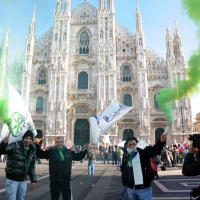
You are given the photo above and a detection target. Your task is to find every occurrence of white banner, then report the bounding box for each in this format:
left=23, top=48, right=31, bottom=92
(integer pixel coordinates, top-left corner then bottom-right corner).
left=90, top=101, right=133, bottom=143
left=0, top=83, right=37, bottom=144
left=102, top=134, right=110, bottom=144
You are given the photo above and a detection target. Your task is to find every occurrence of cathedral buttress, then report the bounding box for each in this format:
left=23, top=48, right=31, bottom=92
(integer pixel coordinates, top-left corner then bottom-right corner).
left=0, top=29, right=9, bottom=97
left=135, top=0, right=149, bottom=134
left=97, top=0, right=117, bottom=114
left=22, top=7, right=36, bottom=105
left=47, top=0, right=71, bottom=138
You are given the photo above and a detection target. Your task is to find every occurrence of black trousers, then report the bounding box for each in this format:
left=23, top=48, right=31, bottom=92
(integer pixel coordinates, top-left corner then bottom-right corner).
left=50, top=180, right=71, bottom=200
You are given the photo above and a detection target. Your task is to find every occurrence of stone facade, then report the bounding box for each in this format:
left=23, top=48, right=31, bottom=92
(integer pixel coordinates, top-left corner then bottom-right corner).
left=21, top=0, right=192, bottom=146
left=193, top=113, right=200, bottom=133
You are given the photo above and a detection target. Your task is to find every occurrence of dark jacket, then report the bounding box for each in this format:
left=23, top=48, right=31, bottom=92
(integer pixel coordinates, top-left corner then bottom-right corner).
left=121, top=139, right=165, bottom=188
left=36, top=145, right=87, bottom=181
left=0, top=141, right=37, bottom=183
left=182, top=153, right=200, bottom=176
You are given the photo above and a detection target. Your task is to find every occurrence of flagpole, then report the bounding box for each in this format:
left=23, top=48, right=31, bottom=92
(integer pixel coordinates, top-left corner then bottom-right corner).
left=180, top=98, right=185, bottom=140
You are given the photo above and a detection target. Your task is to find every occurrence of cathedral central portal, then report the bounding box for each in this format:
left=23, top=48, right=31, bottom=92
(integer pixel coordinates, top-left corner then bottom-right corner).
left=74, top=119, right=90, bottom=146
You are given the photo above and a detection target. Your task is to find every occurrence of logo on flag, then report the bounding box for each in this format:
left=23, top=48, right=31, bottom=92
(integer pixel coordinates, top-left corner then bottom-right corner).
left=0, top=83, right=37, bottom=144
left=177, top=140, right=189, bottom=153
left=90, top=101, right=133, bottom=143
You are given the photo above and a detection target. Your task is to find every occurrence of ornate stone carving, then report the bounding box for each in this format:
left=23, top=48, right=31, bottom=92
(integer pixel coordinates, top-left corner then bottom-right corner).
left=76, top=106, right=89, bottom=113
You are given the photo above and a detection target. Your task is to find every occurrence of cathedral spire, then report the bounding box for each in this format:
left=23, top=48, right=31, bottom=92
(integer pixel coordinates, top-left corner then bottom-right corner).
left=99, top=0, right=105, bottom=10
left=64, top=0, right=70, bottom=13
left=55, top=0, right=62, bottom=15
left=136, top=0, right=142, bottom=32
left=166, top=20, right=173, bottom=58
left=107, top=0, right=115, bottom=13
left=0, top=29, right=9, bottom=97
left=173, top=20, right=183, bottom=58
left=174, top=20, right=180, bottom=38
left=29, top=6, right=36, bottom=36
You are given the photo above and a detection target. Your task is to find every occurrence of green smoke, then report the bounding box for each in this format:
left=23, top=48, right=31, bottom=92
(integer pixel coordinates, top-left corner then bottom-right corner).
left=0, top=99, right=11, bottom=130
left=156, top=0, right=200, bottom=124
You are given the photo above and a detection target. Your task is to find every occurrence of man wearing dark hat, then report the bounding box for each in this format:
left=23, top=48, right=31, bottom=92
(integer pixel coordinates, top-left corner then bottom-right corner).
left=0, top=130, right=37, bottom=200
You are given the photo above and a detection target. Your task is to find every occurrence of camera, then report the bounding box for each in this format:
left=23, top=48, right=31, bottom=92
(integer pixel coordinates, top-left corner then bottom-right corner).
left=188, top=134, right=200, bottom=149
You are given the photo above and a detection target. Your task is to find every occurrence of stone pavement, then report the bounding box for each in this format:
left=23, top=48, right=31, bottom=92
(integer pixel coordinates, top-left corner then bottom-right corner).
left=0, top=161, right=199, bottom=200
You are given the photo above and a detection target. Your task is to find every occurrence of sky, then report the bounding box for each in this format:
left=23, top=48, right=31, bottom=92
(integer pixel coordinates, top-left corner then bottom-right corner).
left=0, top=0, right=200, bottom=122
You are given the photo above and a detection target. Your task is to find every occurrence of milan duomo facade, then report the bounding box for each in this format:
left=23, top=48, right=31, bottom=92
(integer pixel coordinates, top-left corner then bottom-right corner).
left=15, top=0, right=193, bottom=146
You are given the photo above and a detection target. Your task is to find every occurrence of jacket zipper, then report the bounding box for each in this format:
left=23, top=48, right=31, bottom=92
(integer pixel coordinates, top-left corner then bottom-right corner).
left=24, top=149, right=36, bottom=180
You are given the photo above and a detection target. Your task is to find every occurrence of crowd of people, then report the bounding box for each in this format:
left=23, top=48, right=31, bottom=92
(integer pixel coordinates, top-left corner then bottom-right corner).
left=1, top=130, right=200, bottom=200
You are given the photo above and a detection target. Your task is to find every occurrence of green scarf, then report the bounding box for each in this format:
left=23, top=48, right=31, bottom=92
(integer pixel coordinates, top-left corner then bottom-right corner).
left=24, top=146, right=30, bottom=168
left=128, top=154, right=133, bottom=167
left=57, top=146, right=66, bottom=161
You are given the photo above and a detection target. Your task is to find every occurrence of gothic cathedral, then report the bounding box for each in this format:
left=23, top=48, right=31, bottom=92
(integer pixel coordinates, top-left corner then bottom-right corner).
left=21, top=0, right=192, bottom=146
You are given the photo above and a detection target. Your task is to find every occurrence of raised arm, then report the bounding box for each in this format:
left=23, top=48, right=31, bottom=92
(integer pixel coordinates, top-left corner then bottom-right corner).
left=72, top=148, right=88, bottom=161
left=35, top=144, right=50, bottom=159
left=0, top=137, right=14, bottom=154
left=143, top=133, right=167, bottom=158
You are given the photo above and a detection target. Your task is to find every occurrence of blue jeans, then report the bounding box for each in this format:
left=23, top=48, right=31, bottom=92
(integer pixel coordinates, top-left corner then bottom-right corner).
left=116, top=186, right=127, bottom=200
left=88, top=160, right=96, bottom=175
left=117, top=159, right=122, bottom=169
left=127, top=186, right=152, bottom=200
left=6, top=179, right=27, bottom=200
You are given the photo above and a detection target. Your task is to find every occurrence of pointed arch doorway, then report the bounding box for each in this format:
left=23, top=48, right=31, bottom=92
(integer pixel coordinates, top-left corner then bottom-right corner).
left=155, top=128, right=164, bottom=143
left=74, top=119, right=90, bottom=146
left=123, top=129, right=134, bottom=141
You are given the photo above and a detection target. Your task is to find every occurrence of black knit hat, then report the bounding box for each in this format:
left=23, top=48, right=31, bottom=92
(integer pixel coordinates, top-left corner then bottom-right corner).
left=23, top=130, right=33, bottom=140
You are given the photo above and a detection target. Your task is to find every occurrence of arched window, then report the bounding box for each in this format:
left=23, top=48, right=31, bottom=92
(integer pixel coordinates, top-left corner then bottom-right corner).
left=37, top=69, right=47, bottom=85
left=122, top=66, right=131, bottom=82
left=36, top=97, right=44, bottom=112
left=78, top=72, right=88, bottom=89
left=124, top=94, right=132, bottom=106
left=154, top=94, right=160, bottom=109
left=79, top=32, right=89, bottom=54
left=123, top=129, right=134, bottom=141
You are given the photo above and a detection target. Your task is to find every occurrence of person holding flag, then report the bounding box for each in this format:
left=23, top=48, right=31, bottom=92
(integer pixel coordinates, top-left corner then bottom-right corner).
left=0, top=130, right=37, bottom=200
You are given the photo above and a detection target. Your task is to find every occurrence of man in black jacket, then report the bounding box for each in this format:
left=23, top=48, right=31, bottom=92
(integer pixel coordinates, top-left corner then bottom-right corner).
left=0, top=130, right=37, bottom=200
left=35, top=136, right=89, bottom=200
left=121, top=134, right=167, bottom=200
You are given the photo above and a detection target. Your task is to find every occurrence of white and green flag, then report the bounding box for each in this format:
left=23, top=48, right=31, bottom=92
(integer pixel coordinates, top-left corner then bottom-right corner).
left=90, top=101, right=133, bottom=143
left=0, top=83, right=37, bottom=144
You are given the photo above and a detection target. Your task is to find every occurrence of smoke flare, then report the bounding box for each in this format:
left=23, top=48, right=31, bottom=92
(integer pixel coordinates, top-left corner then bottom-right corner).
left=0, top=99, right=11, bottom=130
left=156, top=0, right=200, bottom=124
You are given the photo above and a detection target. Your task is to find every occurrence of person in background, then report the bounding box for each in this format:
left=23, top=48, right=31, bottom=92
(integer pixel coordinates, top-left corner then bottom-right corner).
left=87, top=146, right=96, bottom=175
left=182, top=147, right=188, bottom=163
left=117, top=147, right=123, bottom=170
left=115, top=142, right=127, bottom=200
left=153, top=155, right=161, bottom=179
left=0, top=131, right=37, bottom=200
left=112, top=148, right=118, bottom=165
left=99, top=144, right=103, bottom=155
left=103, top=150, right=109, bottom=164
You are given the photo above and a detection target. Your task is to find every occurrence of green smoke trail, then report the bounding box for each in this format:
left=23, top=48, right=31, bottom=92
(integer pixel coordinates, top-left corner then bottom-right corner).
left=156, top=0, right=200, bottom=124
left=0, top=99, right=11, bottom=130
